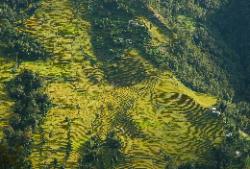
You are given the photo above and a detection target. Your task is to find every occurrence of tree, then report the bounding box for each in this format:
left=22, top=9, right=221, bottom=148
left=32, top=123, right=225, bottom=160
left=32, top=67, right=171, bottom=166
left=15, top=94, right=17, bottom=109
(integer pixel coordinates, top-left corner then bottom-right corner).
left=0, top=0, right=51, bottom=61
left=79, top=132, right=124, bottom=169
left=0, top=70, right=51, bottom=168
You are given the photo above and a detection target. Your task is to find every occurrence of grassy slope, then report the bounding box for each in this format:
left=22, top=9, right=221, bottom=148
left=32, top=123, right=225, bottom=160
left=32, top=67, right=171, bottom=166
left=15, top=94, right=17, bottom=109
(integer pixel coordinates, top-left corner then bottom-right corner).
left=0, top=58, right=15, bottom=139
left=0, top=0, right=223, bottom=168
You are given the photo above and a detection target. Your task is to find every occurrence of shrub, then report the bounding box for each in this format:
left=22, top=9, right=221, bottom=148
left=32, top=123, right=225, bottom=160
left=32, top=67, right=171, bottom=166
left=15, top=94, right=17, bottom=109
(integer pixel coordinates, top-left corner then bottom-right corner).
left=79, top=132, right=124, bottom=169
left=0, top=0, right=51, bottom=61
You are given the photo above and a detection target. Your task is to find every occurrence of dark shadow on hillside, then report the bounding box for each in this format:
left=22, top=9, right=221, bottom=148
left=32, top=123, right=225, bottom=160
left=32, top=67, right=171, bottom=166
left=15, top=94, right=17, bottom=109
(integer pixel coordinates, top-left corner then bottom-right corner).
left=78, top=132, right=125, bottom=169
left=70, top=0, right=172, bottom=87
left=0, top=1, right=51, bottom=62
left=206, top=0, right=250, bottom=102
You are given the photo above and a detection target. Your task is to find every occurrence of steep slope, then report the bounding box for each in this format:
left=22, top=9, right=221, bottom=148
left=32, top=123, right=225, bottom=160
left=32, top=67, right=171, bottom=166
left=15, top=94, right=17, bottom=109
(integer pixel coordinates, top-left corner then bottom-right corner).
left=212, top=0, right=250, bottom=101
left=142, top=0, right=246, bottom=101
left=0, top=0, right=225, bottom=168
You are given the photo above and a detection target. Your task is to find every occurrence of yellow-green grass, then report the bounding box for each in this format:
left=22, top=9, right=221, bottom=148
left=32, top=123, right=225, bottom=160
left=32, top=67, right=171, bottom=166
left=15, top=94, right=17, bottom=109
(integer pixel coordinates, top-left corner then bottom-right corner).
left=147, top=5, right=171, bottom=31
left=239, top=130, right=250, bottom=141
left=0, top=57, right=16, bottom=138
left=0, top=0, right=223, bottom=168
left=138, top=16, right=169, bottom=45
left=176, top=15, right=196, bottom=32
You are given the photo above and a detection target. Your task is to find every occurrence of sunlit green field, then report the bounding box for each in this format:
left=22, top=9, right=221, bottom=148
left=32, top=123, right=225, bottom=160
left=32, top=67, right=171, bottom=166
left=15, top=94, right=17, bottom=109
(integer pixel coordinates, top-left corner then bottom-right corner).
left=0, top=0, right=224, bottom=168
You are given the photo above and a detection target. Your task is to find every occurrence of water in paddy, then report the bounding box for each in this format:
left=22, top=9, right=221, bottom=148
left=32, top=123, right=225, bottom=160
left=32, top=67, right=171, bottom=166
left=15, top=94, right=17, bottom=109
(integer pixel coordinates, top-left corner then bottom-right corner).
left=0, top=0, right=224, bottom=168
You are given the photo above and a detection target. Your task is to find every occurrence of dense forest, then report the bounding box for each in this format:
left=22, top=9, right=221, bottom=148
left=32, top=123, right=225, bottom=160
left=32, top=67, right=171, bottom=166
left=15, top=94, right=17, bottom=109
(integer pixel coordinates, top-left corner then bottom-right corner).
left=0, top=0, right=249, bottom=169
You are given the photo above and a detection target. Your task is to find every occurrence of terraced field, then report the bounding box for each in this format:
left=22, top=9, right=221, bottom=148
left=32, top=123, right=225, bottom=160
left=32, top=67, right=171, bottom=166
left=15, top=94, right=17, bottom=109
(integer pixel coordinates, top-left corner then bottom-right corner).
left=0, top=0, right=224, bottom=168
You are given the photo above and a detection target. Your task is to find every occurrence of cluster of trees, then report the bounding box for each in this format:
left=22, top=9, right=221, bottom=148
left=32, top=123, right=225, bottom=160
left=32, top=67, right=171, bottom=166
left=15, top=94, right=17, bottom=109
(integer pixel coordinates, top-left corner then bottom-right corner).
left=174, top=101, right=250, bottom=169
left=0, top=70, right=51, bottom=169
left=79, top=132, right=124, bottom=169
left=212, top=3, right=250, bottom=168
left=134, top=1, right=250, bottom=142
left=202, top=102, right=250, bottom=169
left=6, top=70, right=51, bottom=129
left=222, top=102, right=250, bottom=135
left=71, top=0, right=248, bottom=102
left=0, top=0, right=51, bottom=61
left=0, top=0, right=41, bottom=20
left=164, top=108, right=250, bottom=169
left=71, top=0, right=250, bottom=168
left=42, top=158, right=65, bottom=169
left=84, top=0, right=151, bottom=57
left=0, top=1, right=52, bottom=168
left=213, top=0, right=250, bottom=102
left=138, top=0, right=245, bottom=101
left=149, top=0, right=250, bottom=97
left=72, top=0, right=155, bottom=86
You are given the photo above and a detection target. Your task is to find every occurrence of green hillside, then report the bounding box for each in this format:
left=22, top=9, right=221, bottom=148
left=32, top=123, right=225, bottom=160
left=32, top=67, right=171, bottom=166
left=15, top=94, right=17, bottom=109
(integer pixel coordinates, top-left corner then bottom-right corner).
left=0, top=0, right=249, bottom=169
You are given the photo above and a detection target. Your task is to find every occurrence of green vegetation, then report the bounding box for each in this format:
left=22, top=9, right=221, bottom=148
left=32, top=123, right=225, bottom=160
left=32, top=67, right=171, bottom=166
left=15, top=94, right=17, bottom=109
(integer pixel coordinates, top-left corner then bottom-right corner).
left=79, top=132, right=124, bottom=169
left=214, top=0, right=250, bottom=101
left=72, top=0, right=152, bottom=86
left=0, top=0, right=51, bottom=61
left=0, top=70, right=51, bottom=169
left=73, top=0, right=250, bottom=168
left=6, top=70, right=51, bottom=128
left=0, top=0, right=249, bottom=168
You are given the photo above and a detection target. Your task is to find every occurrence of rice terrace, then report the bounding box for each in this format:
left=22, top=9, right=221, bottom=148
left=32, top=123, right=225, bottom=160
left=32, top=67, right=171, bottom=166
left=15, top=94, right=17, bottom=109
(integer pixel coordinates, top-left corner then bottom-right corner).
left=0, top=0, right=249, bottom=169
